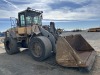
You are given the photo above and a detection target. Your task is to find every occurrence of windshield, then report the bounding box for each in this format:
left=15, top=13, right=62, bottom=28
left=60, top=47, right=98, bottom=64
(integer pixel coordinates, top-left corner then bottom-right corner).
left=26, top=15, right=42, bottom=25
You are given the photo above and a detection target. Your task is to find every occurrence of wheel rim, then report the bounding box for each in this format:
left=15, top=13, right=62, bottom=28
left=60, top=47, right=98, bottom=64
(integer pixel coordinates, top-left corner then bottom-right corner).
left=32, top=42, right=42, bottom=57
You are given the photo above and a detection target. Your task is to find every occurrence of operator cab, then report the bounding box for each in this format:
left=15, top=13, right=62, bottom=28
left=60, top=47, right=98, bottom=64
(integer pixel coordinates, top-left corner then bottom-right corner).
left=18, top=7, right=43, bottom=27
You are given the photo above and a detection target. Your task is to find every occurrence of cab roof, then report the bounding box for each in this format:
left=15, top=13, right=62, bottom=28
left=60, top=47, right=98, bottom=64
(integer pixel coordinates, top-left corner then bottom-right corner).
left=18, top=7, right=43, bottom=15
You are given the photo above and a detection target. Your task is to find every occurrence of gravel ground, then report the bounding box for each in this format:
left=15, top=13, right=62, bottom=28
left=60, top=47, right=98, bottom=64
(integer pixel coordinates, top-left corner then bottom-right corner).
left=0, top=32, right=100, bottom=75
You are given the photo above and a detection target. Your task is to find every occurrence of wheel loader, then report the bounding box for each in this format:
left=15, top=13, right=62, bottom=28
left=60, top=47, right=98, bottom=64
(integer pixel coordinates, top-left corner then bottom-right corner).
left=4, top=7, right=96, bottom=71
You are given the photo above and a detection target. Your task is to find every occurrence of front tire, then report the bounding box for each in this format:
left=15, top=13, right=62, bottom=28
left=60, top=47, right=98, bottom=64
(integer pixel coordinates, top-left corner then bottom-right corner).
left=4, top=37, right=20, bottom=55
left=29, top=36, right=52, bottom=61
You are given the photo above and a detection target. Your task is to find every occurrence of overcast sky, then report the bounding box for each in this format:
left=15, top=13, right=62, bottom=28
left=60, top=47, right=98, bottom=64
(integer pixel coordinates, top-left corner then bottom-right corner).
left=0, top=0, right=100, bottom=31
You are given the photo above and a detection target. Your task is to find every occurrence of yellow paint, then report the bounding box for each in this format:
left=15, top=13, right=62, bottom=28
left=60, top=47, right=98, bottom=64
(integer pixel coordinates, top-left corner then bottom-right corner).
left=17, top=27, right=26, bottom=34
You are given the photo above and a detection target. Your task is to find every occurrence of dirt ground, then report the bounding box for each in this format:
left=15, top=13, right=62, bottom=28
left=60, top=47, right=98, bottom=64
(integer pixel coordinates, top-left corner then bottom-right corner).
left=0, top=32, right=100, bottom=75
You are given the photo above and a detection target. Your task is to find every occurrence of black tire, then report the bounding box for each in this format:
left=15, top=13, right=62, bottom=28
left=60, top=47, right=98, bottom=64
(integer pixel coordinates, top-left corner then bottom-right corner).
left=29, top=36, right=52, bottom=61
left=4, top=37, right=20, bottom=55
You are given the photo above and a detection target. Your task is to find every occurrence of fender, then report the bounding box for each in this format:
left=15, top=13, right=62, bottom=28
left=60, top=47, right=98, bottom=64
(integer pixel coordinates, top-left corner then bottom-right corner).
left=5, top=28, right=17, bottom=38
left=39, top=26, right=56, bottom=52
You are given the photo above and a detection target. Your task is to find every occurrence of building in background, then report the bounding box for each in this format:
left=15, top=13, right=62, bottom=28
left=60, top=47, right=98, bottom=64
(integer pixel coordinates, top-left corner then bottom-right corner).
left=88, top=27, right=100, bottom=32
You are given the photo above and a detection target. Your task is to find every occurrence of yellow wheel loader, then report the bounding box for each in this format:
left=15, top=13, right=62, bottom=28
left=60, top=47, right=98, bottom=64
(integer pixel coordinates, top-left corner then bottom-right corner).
left=4, top=7, right=96, bottom=71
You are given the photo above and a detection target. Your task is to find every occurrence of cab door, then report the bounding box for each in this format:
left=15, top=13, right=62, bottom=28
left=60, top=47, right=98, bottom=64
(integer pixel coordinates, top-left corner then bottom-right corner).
left=17, top=14, right=26, bottom=34
left=26, top=16, right=32, bottom=35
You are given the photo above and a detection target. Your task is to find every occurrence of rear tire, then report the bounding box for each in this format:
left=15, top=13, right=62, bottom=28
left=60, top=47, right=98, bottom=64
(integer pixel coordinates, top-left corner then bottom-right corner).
left=29, top=36, right=52, bottom=61
left=4, top=37, right=20, bottom=55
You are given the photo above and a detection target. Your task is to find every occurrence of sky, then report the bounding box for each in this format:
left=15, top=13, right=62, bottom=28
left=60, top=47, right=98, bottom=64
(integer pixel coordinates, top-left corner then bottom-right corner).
left=0, top=0, right=100, bottom=32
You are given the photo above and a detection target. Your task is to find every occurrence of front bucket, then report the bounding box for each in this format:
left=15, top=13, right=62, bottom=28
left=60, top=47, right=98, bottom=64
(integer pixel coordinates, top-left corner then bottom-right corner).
left=56, top=34, right=96, bottom=70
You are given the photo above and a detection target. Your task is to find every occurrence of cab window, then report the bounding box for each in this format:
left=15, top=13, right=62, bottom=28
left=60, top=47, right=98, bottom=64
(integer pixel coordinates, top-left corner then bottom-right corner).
left=33, top=16, right=42, bottom=25
left=26, top=16, right=32, bottom=25
left=20, top=15, right=25, bottom=26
